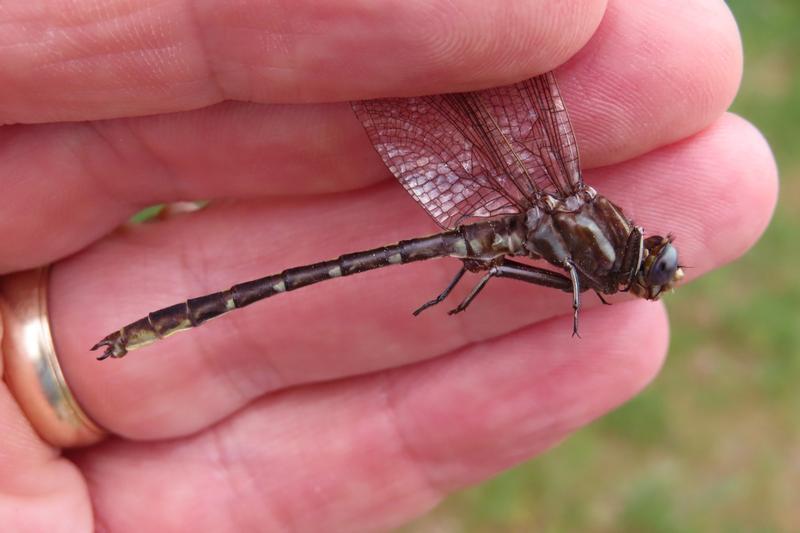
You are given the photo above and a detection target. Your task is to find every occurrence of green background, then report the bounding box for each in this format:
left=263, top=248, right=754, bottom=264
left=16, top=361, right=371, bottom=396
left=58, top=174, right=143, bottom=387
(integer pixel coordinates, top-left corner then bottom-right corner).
left=406, top=1, right=800, bottom=531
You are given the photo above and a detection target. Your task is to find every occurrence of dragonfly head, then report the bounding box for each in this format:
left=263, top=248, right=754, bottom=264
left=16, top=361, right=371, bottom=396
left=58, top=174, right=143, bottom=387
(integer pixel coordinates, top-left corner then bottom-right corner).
left=631, top=235, right=684, bottom=300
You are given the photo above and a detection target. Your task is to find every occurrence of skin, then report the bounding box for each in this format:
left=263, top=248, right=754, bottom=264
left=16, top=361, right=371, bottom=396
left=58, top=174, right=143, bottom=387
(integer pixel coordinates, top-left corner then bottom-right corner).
left=0, top=0, right=777, bottom=531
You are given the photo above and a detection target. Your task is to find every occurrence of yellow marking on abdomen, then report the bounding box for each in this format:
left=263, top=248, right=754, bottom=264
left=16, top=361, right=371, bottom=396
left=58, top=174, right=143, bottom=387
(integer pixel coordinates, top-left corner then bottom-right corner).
left=126, top=327, right=159, bottom=349
left=161, top=318, right=193, bottom=338
left=451, top=239, right=468, bottom=257
left=469, top=239, right=484, bottom=254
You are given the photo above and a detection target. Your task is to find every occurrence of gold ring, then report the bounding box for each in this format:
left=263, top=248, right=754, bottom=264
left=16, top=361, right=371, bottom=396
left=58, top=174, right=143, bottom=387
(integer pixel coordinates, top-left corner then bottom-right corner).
left=0, top=267, right=106, bottom=447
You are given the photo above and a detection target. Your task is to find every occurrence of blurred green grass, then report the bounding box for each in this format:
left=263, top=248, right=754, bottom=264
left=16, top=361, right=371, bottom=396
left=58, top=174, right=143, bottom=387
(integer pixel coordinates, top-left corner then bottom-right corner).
left=405, top=1, right=800, bottom=531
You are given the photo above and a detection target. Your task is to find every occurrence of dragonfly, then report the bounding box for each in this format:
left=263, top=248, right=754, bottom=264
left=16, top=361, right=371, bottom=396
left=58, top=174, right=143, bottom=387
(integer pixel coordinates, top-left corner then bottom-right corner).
left=93, top=71, right=684, bottom=360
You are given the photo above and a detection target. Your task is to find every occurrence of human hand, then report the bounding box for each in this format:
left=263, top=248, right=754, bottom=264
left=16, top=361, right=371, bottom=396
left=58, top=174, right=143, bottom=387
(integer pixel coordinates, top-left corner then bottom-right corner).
left=0, top=1, right=775, bottom=531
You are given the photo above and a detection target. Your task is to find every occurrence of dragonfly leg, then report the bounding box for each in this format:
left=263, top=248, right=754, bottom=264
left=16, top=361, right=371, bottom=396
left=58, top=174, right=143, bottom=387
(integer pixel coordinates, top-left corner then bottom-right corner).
left=448, top=269, right=495, bottom=315
left=413, top=264, right=467, bottom=316
left=562, top=259, right=581, bottom=337
left=447, top=259, right=577, bottom=316
left=595, top=291, right=612, bottom=305
left=619, top=226, right=644, bottom=291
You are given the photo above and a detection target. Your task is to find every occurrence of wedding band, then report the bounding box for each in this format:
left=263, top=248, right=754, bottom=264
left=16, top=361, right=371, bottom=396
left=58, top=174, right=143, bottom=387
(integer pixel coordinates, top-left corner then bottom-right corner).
left=0, top=267, right=106, bottom=447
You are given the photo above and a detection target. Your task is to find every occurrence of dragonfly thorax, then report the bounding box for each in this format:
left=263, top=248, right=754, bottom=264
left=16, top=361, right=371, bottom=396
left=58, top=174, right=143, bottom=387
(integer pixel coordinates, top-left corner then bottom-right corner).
left=524, top=193, right=630, bottom=285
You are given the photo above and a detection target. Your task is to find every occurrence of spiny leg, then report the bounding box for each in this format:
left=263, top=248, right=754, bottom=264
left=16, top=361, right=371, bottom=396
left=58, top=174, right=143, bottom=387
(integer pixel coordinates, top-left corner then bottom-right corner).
left=413, top=264, right=467, bottom=316
left=620, top=226, right=644, bottom=291
left=448, top=268, right=496, bottom=315
left=447, top=259, right=576, bottom=316
left=562, top=259, right=581, bottom=337
left=595, top=291, right=612, bottom=305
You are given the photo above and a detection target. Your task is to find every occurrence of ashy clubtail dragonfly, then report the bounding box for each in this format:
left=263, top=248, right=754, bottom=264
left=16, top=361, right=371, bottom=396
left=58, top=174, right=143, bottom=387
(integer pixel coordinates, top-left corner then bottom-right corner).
left=93, top=71, right=684, bottom=360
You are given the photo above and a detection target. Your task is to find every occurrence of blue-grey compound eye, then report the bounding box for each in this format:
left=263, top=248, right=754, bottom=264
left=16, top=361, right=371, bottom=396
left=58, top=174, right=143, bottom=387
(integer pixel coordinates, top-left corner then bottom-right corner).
left=646, top=243, right=678, bottom=286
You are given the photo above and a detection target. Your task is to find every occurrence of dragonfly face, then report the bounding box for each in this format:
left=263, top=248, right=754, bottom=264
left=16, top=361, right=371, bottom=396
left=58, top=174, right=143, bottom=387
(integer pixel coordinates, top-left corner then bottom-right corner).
left=631, top=236, right=684, bottom=300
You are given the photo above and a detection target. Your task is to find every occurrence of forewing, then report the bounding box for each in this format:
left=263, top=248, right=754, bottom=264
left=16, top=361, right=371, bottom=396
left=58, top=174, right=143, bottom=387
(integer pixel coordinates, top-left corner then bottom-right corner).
left=478, top=72, right=583, bottom=198
left=352, top=71, right=583, bottom=229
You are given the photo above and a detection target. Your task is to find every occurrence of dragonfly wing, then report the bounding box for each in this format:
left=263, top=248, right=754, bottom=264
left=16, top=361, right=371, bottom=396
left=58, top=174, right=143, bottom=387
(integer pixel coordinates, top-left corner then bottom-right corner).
left=475, top=71, right=583, bottom=198
left=352, top=71, right=583, bottom=229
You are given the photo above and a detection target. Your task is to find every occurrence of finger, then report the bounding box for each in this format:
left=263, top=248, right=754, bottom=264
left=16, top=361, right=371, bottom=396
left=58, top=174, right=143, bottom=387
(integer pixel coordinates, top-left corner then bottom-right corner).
left=0, top=0, right=606, bottom=123
left=0, top=104, right=372, bottom=271
left=0, top=386, right=92, bottom=529
left=71, top=302, right=667, bottom=533
left=560, top=0, right=742, bottom=166
left=0, top=0, right=742, bottom=271
left=53, top=113, right=777, bottom=438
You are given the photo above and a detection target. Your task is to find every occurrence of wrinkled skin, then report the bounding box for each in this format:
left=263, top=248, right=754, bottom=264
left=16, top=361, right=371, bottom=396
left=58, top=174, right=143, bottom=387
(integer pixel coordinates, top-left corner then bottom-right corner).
left=0, top=1, right=776, bottom=532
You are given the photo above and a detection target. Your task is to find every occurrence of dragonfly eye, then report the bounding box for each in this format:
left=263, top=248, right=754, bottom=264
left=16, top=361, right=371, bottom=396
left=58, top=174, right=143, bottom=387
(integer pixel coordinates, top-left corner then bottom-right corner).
left=646, top=243, right=678, bottom=287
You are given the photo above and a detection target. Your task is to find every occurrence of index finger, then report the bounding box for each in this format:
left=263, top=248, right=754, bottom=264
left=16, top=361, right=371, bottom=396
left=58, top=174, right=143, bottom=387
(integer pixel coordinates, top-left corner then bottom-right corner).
left=0, top=0, right=606, bottom=123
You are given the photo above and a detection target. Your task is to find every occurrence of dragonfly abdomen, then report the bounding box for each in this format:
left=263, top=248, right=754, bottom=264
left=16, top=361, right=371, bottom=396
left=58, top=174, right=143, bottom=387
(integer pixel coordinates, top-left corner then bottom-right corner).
left=92, top=229, right=469, bottom=359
